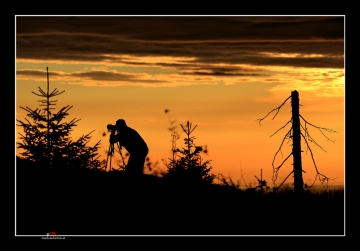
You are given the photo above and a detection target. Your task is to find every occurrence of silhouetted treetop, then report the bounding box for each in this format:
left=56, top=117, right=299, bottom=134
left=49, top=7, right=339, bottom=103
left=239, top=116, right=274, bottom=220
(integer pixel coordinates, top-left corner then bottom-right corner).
left=16, top=67, right=104, bottom=169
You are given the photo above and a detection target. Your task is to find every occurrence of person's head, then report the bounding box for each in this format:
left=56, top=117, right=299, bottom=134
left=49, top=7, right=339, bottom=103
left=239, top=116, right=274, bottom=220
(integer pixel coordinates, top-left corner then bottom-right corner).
left=115, top=119, right=127, bottom=131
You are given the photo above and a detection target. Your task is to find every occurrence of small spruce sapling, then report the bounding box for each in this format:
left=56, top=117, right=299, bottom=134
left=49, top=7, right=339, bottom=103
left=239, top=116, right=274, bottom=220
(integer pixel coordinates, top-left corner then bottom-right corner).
left=163, top=121, right=215, bottom=185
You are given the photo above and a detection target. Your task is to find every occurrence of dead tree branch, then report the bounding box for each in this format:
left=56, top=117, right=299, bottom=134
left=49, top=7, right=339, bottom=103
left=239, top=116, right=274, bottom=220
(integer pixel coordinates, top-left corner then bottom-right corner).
left=270, top=119, right=292, bottom=138
left=301, top=132, right=337, bottom=187
left=272, top=152, right=292, bottom=182
left=300, top=123, right=327, bottom=152
left=274, top=171, right=294, bottom=191
left=300, top=114, right=337, bottom=142
left=271, top=127, right=292, bottom=171
left=256, top=96, right=291, bottom=126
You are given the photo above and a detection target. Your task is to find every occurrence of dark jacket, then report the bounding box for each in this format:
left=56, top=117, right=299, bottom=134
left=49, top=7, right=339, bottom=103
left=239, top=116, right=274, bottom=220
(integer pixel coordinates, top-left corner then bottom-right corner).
left=110, top=127, right=148, bottom=155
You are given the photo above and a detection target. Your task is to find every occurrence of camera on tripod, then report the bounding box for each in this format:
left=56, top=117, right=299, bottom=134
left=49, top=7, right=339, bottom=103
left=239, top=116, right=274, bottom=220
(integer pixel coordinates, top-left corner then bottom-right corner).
left=104, top=123, right=125, bottom=171
left=107, top=124, right=117, bottom=133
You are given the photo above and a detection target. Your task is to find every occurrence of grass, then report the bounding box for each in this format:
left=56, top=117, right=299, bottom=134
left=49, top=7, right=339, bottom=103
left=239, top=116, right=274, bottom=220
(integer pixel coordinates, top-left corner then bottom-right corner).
left=15, top=157, right=344, bottom=236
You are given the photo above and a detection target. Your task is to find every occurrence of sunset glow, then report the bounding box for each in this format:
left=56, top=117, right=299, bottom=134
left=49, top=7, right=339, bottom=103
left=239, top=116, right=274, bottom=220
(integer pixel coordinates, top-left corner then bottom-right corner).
left=15, top=15, right=345, bottom=187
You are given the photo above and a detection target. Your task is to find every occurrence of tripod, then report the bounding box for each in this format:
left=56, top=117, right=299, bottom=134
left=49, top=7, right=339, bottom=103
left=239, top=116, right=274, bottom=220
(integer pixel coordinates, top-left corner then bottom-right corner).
left=105, top=133, right=126, bottom=172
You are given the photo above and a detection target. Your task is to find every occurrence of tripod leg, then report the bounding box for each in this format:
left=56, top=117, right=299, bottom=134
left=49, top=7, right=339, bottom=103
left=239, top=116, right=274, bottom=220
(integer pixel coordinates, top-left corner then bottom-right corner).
left=106, top=143, right=114, bottom=172
left=110, top=143, right=114, bottom=171
left=105, top=144, right=110, bottom=171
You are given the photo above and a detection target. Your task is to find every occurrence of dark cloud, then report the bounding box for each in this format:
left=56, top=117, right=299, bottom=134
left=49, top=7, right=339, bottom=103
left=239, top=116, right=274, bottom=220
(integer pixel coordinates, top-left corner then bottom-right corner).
left=70, top=71, right=165, bottom=83
left=190, top=72, right=262, bottom=77
left=16, top=69, right=61, bottom=77
left=16, top=16, right=344, bottom=70
left=245, top=17, right=344, bottom=40
left=16, top=16, right=343, bottom=41
left=176, top=65, right=266, bottom=77
left=16, top=69, right=166, bottom=84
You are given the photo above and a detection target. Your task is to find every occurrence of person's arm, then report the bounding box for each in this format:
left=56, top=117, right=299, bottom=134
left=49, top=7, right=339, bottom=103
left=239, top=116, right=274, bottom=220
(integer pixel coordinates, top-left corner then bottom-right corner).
left=109, top=131, right=119, bottom=144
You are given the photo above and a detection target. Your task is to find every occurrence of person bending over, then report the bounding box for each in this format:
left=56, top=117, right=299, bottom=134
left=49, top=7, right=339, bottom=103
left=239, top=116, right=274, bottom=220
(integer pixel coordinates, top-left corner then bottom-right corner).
left=108, top=119, right=149, bottom=175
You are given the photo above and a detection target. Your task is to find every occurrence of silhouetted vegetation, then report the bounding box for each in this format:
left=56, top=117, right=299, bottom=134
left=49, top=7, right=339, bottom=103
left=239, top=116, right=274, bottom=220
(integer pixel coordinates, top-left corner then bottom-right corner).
left=16, top=68, right=104, bottom=169
left=16, top=75, right=343, bottom=236
left=16, top=156, right=344, bottom=235
left=162, top=121, right=215, bottom=186
left=257, top=90, right=337, bottom=193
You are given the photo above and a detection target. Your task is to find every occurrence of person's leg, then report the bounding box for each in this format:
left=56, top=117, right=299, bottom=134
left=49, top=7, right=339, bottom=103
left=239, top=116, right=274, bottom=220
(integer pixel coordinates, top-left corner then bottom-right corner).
left=126, top=154, right=144, bottom=175
left=137, top=154, right=147, bottom=174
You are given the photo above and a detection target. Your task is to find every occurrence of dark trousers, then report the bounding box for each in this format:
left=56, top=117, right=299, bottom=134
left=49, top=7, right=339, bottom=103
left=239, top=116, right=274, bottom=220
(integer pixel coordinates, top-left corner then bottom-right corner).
left=126, top=151, right=148, bottom=175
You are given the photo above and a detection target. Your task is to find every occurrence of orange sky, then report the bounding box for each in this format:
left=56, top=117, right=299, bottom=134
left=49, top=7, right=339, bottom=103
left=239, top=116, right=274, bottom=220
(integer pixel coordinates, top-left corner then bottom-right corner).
left=15, top=15, right=345, bottom=187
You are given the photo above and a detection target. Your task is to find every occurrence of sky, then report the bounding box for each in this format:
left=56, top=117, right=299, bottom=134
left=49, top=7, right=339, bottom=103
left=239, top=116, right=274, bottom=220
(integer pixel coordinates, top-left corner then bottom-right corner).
left=15, top=15, right=345, bottom=187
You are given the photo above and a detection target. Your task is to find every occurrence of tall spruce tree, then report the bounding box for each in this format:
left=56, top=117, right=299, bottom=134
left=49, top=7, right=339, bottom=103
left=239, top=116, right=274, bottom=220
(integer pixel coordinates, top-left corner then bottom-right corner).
left=16, top=67, right=104, bottom=169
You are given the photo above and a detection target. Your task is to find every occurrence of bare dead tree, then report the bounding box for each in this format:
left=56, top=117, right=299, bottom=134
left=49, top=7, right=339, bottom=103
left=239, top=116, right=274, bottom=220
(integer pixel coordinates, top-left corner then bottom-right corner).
left=256, top=90, right=337, bottom=193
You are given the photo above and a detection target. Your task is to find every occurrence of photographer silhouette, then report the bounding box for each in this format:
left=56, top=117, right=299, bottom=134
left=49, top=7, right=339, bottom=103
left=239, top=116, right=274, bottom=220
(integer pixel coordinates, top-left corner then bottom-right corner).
left=108, top=119, right=149, bottom=175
